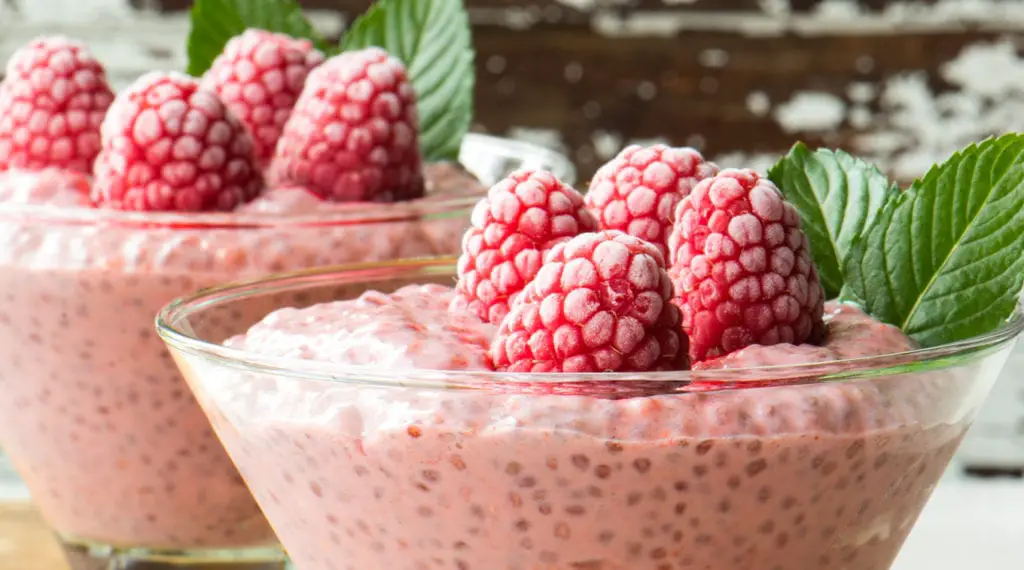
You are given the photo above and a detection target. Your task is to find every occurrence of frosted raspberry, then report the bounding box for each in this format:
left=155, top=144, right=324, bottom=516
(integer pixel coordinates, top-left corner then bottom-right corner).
left=269, top=47, right=423, bottom=202
left=667, top=169, right=825, bottom=362
left=91, top=71, right=263, bottom=212
left=201, top=29, right=325, bottom=165
left=490, top=230, right=688, bottom=373
left=586, top=144, right=718, bottom=256
left=0, top=36, right=114, bottom=174
left=451, top=170, right=599, bottom=325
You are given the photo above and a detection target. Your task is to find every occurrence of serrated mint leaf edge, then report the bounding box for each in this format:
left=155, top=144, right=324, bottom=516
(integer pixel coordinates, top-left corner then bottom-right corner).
left=767, top=142, right=898, bottom=300
left=901, top=148, right=1024, bottom=342
left=767, top=142, right=844, bottom=297
left=341, top=0, right=475, bottom=161
left=843, top=134, right=1024, bottom=347
left=842, top=191, right=907, bottom=313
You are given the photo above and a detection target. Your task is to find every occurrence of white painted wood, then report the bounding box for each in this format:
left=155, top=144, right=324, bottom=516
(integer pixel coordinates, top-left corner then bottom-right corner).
left=6, top=0, right=1024, bottom=184
left=0, top=4, right=343, bottom=90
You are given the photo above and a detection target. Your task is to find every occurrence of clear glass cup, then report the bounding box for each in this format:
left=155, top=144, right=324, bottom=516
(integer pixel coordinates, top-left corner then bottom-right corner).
left=0, top=135, right=572, bottom=570
left=956, top=337, right=1024, bottom=475
left=0, top=447, right=25, bottom=501
left=157, top=258, right=1022, bottom=570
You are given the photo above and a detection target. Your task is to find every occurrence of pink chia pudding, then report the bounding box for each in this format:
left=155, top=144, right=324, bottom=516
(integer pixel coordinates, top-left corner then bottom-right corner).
left=166, top=277, right=1004, bottom=570
left=0, top=164, right=484, bottom=551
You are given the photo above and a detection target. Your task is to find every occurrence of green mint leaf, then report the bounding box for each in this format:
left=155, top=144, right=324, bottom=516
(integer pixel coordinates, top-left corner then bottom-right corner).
left=844, top=133, right=1024, bottom=347
left=341, top=0, right=475, bottom=162
left=767, top=143, right=899, bottom=299
left=186, top=0, right=324, bottom=77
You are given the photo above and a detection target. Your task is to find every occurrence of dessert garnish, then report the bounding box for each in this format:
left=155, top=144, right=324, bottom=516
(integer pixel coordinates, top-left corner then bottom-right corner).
left=200, top=29, right=325, bottom=165
left=186, top=0, right=473, bottom=162
left=450, top=170, right=598, bottom=325
left=267, top=47, right=424, bottom=202
left=668, top=169, right=826, bottom=362
left=0, top=0, right=476, bottom=212
left=585, top=144, right=718, bottom=258
left=0, top=37, right=114, bottom=174
left=765, top=144, right=896, bottom=300
left=490, top=230, right=687, bottom=372
left=770, top=135, right=1024, bottom=348
left=449, top=134, right=1024, bottom=375
left=91, top=72, right=263, bottom=211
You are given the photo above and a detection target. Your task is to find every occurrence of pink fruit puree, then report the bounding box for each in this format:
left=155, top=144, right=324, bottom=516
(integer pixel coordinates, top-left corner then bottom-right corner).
left=186, top=285, right=974, bottom=570
left=0, top=165, right=482, bottom=550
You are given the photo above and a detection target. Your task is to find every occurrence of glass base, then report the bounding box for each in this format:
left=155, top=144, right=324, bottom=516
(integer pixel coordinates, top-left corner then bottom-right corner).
left=59, top=537, right=288, bottom=570
left=964, top=465, right=1024, bottom=479
left=0, top=448, right=27, bottom=498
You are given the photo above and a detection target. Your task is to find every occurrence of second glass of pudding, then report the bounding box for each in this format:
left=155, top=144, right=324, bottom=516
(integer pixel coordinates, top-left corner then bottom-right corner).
left=158, top=258, right=1019, bottom=570
left=0, top=135, right=572, bottom=569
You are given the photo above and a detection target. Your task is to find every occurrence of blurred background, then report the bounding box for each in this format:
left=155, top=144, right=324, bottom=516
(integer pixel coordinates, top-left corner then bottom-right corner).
left=7, top=0, right=1024, bottom=185
left=1, top=0, right=1023, bottom=568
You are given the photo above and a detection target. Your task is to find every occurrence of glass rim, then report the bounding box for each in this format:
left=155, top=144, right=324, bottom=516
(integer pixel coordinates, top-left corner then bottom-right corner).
left=155, top=256, right=1024, bottom=389
left=0, top=192, right=479, bottom=228
left=0, top=134, right=572, bottom=229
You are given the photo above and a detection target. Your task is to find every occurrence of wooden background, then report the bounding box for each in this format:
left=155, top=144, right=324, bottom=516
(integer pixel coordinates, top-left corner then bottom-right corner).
left=4, top=0, right=1024, bottom=182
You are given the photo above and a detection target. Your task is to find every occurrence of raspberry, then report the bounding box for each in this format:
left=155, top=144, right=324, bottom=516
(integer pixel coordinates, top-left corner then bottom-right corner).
left=0, top=36, right=114, bottom=174
left=667, top=169, right=825, bottom=362
left=201, top=29, right=325, bottom=165
left=451, top=170, right=599, bottom=325
left=585, top=144, right=718, bottom=256
left=91, top=71, right=263, bottom=212
left=268, top=47, right=423, bottom=202
left=490, top=230, right=688, bottom=373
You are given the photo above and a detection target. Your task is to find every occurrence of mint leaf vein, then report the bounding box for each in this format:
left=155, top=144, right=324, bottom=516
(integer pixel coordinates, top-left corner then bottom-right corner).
left=844, top=133, right=1024, bottom=347
left=767, top=143, right=898, bottom=299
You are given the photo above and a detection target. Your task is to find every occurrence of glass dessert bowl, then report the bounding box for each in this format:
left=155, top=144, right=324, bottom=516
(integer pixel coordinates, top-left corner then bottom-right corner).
left=158, top=258, right=1021, bottom=570
left=0, top=134, right=570, bottom=570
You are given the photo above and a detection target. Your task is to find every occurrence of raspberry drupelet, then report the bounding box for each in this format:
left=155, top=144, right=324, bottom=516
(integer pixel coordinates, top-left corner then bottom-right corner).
left=491, top=230, right=688, bottom=373
left=201, top=29, right=325, bottom=165
left=451, top=170, right=599, bottom=325
left=269, top=47, right=424, bottom=202
left=0, top=36, right=114, bottom=174
left=586, top=144, right=719, bottom=257
left=91, top=71, right=263, bottom=212
left=668, top=168, right=826, bottom=362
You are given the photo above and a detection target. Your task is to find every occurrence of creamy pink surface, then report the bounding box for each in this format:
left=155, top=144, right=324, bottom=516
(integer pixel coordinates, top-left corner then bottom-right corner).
left=0, top=166, right=480, bottom=550
left=183, top=287, right=979, bottom=570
